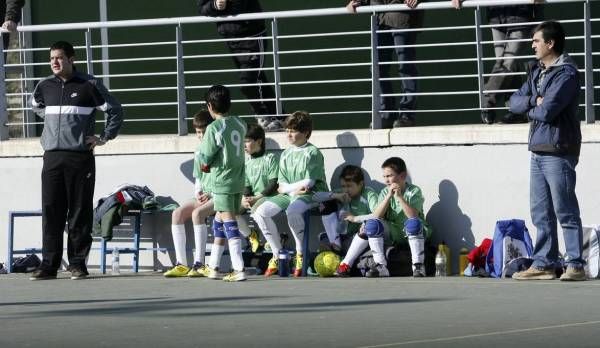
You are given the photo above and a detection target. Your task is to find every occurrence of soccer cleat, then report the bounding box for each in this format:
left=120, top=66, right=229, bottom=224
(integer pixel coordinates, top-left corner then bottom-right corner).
left=207, top=266, right=220, bottom=280
left=263, top=242, right=272, bottom=253
left=248, top=229, right=261, bottom=253
left=366, top=264, right=390, bottom=278
left=187, top=262, right=209, bottom=277
left=264, top=257, right=279, bottom=277
left=293, top=254, right=303, bottom=277
left=163, top=264, right=190, bottom=278
left=335, top=262, right=351, bottom=277
left=413, top=263, right=426, bottom=278
left=223, top=270, right=247, bottom=282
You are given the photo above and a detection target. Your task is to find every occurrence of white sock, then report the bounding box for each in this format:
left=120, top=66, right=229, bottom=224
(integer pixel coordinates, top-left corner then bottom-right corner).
left=228, top=238, right=245, bottom=272
left=369, top=237, right=386, bottom=266
left=171, top=224, right=187, bottom=266
left=408, top=236, right=425, bottom=265
left=193, top=224, right=207, bottom=265
left=342, top=234, right=369, bottom=266
left=209, top=241, right=225, bottom=269
left=253, top=214, right=282, bottom=255
left=287, top=213, right=305, bottom=254
left=322, top=212, right=341, bottom=248
left=236, top=216, right=251, bottom=238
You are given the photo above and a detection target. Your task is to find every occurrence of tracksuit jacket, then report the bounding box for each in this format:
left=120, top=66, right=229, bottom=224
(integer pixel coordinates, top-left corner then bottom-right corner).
left=198, top=0, right=265, bottom=37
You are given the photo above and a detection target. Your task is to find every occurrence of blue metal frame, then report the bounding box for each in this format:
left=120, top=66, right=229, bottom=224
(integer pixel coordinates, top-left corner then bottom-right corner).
left=7, top=210, right=43, bottom=273
left=100, top=210, right=142, bottom=274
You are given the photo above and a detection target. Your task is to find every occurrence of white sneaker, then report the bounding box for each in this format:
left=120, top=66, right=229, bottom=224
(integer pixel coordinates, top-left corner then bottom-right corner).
left=264, top=120, right=284, bottom=132
left=223, top=270, right=247, bottom=282
left=366, top=264, right=390, bottom=278
left=207, top=266, right=220, bottom=280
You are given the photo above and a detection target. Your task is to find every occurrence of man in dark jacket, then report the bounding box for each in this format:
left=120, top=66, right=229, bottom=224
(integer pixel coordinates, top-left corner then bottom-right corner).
left=198, top=0, right=284, bottom=132
left=29, top=41, right=123, bottom=280
left=347, top=0, right=424, bottom=128
left=509, top=21, right=585, bottom=281
left=1, top=0, right=24, bottom=56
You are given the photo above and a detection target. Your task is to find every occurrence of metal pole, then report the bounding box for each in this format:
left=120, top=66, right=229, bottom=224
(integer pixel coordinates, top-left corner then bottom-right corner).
left=271, top=18, right=283, bottom=117
left=370, top=14, right=381, bottom=130
left=20, top=1, right=36, bottom=138
left=85, top=29, right=94, bottom=75
left=474, top=7, right=485, bottom=114
left=0, top=35, right=9, bottom=141
left=175, top=24, right=188, bottom=136
left=583, top=0, right=595, bottom=123
left=99, top=0, right=111, bottom=89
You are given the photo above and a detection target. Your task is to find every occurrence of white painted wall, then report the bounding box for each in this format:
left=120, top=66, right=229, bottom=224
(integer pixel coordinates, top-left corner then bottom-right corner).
left=2, top=124, right=599, bottom=274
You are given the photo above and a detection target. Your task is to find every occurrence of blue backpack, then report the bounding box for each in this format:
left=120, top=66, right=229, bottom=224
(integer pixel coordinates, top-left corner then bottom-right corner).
left=486, top=219, right=534, bottom=278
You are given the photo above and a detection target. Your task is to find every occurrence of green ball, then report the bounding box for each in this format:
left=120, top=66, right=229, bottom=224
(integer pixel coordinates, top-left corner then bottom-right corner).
left=314, top=251, right=341, bottom=277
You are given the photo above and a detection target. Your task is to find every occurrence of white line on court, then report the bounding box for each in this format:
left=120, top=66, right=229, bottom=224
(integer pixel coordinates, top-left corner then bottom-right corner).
left=356, top=320, right=600, bottom=348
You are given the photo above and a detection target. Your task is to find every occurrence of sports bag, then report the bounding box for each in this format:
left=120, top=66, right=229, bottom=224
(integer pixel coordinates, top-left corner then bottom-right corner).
left=486, top=219, right=534, bottom=278
left=583, top=225, right=600, bottom=278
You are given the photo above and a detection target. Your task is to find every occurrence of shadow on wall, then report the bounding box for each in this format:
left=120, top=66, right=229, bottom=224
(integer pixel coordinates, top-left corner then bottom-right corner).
left=426, top=179, right=475, bottom=274
left=330, top=131, right=385, bottom=192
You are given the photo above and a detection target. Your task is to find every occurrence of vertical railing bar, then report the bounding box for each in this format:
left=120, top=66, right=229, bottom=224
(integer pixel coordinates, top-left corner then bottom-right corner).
left=474, top=6, right=485, bottom=114
left=271, top=18, right=283, bottom=117
left=0, top=36, right=9, bottom=141
left=85, top=29, right=94, bottom=75
left=176, top=24, right=188, bottom=136
left=370, top=14, right=381, bottom=130
left=583, top=0, right=595, bottom=123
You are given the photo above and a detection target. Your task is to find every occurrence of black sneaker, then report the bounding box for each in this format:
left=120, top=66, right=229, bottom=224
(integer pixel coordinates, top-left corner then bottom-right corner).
left=500, top=112, right=528, bottom=124
left=481, top=110, right=496, bottom=124
left=29, top=268, right=57, bottom=281
left=365, top=263, right=390, bottom=278
left=70, top=267, right=89, bottom=280
left=413, top=263, right=426, bottom=277
left=393, top=114, right=416, bottom=128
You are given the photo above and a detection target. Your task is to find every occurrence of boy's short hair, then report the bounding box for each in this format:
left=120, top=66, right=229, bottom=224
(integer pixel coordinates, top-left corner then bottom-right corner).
left=50, top=41, right=75, bottom=58
left=534, top=20, right=566, bottom=55
left=285, top=111, right=313, bottom=138
left=192, top=109, right=212, bottom=129
left=245, top=123, right=266, bottom=155
left=339, top=165, right=364, bottom=184
left=381, top=157, right=407, bottom=174
left=205, top=85, right=231, bottom=115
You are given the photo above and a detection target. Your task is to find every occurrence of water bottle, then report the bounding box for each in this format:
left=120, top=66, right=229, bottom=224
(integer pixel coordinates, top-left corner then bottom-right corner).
left=278, top=249, right=290, bottom=277
left=435, top=243, right=447, bottom=277
left=112, top=247, right=120, bottom=275
left=459, top=247, right=469, bottom=276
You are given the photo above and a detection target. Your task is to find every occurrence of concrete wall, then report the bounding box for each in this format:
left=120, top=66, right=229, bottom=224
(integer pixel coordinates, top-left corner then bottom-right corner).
left=2, top=123, right=600, bottom=274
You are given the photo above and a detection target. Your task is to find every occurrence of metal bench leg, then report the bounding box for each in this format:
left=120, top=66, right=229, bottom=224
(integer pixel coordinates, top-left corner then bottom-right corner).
left=133, top=214, right=141, bottom=273
left=7, top=212, right=14, bottom=273
left=101, top=238, right=107, bottom=274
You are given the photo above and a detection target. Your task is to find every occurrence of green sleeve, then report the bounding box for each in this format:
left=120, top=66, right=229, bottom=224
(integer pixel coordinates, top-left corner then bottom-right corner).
left=277, top=152, right=289, bottom=184
left=268, top=153, right=279, bottom=181
left=199, top=124, right=220, bottom=166
left=407, top=186, right=425, bottom=214
left=306, top=148, right=324, bottom=180
left=366, top=188, right=380, bottom=212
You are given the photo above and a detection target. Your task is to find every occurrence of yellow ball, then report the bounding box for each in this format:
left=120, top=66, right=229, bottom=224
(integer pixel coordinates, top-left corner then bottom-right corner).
left=314, top=251, right=341, bottom=277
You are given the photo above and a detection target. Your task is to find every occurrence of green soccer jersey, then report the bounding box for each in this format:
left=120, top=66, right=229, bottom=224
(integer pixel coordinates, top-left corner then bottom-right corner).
left=342, top=186, right=379, bottom=235
left=245, top=152, right=278, bottom=196
left=193, top=143, right=215, bottom=194
left=199, top=116, right=247, bottom=195
left=378, top=183, right=431, bottom=242
left=278, top=142, right=328, bottom=193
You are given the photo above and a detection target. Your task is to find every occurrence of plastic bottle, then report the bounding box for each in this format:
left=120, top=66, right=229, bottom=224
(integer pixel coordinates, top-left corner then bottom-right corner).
left=112, top=247, right=120, bottom=275
left=278, top=249, right=290, bottom=277
left=435, top=243, right=447, bottom=277
left=459, top=247, right=469, bottom=276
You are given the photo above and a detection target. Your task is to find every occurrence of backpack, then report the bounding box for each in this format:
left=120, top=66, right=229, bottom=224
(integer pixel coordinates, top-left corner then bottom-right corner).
left=11, top=254, right=41, bottom=273
left=486, top=219, right=534, bottom=278
left=583, top=225, right=600, bottom=278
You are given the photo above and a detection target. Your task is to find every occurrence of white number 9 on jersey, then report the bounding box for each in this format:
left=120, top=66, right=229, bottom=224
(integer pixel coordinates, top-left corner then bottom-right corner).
left=231, top=130, right=242, bottom=157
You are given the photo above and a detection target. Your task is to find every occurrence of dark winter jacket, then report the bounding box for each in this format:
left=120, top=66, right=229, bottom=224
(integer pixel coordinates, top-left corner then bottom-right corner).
left=509, top=54, right=581, bottom=157
left=1, top=0, right=24, bottom=24
left=30, top=71, right=123, bottom=152
left=357, top=0, right=424, bottom=29
left=487, top=5, right=542, bottom=32
left=198, top=0, right=266, bottom=38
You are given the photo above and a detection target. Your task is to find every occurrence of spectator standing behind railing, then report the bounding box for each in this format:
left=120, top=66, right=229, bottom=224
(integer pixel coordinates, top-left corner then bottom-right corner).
left=28, top=41, right=123, bottom=281
left=347, top=0, right=424, bottom=128
left=509, top=21, right=585, bottom=281
left=452, top=0, right=542, bottom=124
left=198, top=0, right=285, bottom=132
left=1, top=0, right=24, bottom=60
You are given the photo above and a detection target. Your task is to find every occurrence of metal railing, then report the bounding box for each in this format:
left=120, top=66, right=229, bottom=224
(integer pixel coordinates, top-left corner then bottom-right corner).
left=0, top=0, right=597, bottom=140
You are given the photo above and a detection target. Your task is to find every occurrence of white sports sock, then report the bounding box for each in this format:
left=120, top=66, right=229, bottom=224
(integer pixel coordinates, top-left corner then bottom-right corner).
left=228, top=238, right=245, bottom=272
left=171, top=224, right=187, bottom=266
left=408, top=236, right=425, bottom=265
left=322, top=212, right=341, bottom=248
left=342, top=234, right=369, bottom=266
left=369, top=237, right=386, bottom=266
left=252, top=214, right=282, bottom=255
left=209, top=241, right=225, bottom=269
left=236, top=216, right=251, bottom=238
left=287, top=212, right=305, bottom=254
left=193, top=224, right=207, bottom=264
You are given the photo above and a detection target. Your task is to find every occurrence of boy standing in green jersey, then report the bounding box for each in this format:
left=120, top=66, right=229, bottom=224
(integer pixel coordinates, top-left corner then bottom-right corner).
left=312, top=165, right=380, bottom=276
left=199, top=85, right=248, bottom=282
left=363, top=157, right=431, bottom=278
left=164, top=110, right=215, bottom=278
left=252, top=111, right=328, bottom=277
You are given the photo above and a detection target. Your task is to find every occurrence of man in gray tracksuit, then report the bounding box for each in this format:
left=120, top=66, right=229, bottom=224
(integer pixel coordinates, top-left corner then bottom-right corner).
left=29, top=41, right=123, bottom=280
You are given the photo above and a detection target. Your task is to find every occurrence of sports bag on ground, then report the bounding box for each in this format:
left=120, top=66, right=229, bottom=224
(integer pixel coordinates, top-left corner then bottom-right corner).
left=583, top=225, right=600, bottom=278
left=486, top=219, right=534, bottom=278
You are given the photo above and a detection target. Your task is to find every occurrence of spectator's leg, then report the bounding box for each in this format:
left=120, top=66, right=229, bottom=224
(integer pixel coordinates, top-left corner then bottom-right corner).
left=64, top=151, right=95, bottom=272
left=41, top=151, right=68, bottom=271
left=500, top=28, right=529, bottom=105
left=393, top=30, right=418, bottom=118
left=377, top=27, right=396, bottom=127
left=530, top=153, right=559, bottom=269
left=483, top=27, right=508, bottom=118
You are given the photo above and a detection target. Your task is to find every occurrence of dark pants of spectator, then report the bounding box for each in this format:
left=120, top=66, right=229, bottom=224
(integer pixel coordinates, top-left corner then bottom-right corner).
left=226, top=36, right=283, bottom=125
left=530, top=153, right=584, bottom=269
left=483, top=28, right=530, bottom=109
left=41, top=150, right=95, bottom=272
left=377, top=26, right=418, bottom=123
left=2, top=33, right=9, bottom=62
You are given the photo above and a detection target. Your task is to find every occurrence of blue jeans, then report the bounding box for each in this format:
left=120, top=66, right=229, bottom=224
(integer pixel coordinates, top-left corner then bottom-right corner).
left=530, top=153, right=584, bottom=269
left=378, top=26, right=418, bottom=120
